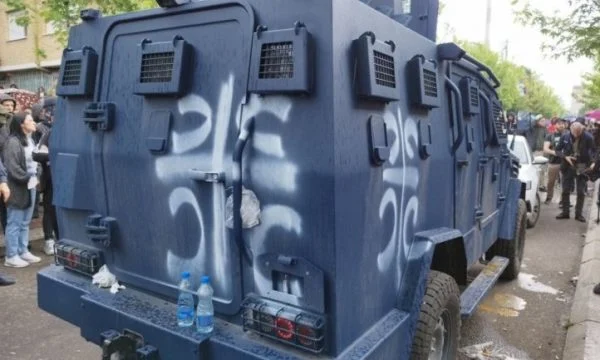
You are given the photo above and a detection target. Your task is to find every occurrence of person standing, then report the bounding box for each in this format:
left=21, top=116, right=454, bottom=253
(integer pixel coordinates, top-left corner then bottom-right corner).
left=543, top=118, right=567, bottom=204
left=33, top=97, right=58, bottom=254
left=3, top=113, right=41, bottom=267
left=555, top=122, right=596, bottom=222
left=0, top=157, right=13, bottom=284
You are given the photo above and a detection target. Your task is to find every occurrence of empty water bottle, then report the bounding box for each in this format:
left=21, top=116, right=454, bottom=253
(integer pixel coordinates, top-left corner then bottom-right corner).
left=177, top=271, right=194, bottom=327
left=196, top=275, right=214, bottom=333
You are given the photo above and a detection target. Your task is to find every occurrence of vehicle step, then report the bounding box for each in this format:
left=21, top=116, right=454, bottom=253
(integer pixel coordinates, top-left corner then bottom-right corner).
left=459, top=256, right=509, bottom=318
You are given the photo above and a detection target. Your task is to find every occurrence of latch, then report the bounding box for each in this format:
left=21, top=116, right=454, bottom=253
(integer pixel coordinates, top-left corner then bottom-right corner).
left=188, top=169, right=225, bottom=183
left=368, top=115, right=390, bottom=166
left=83, top=102, right=115, bottom=131
left=101, top=329, right=158, bottom=360
left=86, top=214, right=117, bottom=247
left=418, top=121, right=432, bottom=159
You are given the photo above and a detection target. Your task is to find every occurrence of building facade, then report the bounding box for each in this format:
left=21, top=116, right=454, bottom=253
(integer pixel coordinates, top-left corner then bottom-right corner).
left=0, top=2, right=62, bottom=94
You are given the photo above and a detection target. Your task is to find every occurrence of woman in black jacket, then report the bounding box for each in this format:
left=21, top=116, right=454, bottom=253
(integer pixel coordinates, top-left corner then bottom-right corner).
left=2, top=112, right=40, bottom=268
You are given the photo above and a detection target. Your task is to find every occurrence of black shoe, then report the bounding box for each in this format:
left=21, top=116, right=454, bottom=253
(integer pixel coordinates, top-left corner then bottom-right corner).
left=594, top=283, right=600, bottom=295
left=556, top=213, right=570, bottom=219
left=544, top=200, right=551, bottom=205
left=575, top=215, right=586, bottom=223
left=0, top=274, right=15, bottom=286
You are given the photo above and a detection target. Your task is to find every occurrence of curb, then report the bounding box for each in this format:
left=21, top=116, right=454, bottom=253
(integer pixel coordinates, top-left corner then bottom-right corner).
left=563, top=180, right=600, bottom=360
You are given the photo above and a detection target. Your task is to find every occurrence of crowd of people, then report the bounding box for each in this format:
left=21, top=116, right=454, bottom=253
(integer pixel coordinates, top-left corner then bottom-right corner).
left=0, top=93, right=57, bottom=286
left=506, top=114, right=600, bottom=222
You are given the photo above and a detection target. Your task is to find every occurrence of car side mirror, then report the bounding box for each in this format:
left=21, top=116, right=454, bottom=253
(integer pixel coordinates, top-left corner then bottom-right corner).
left=533, top=156, right=549, bottom=165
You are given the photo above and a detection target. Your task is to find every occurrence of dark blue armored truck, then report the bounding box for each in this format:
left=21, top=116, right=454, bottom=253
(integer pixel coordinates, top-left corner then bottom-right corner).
left=38, top=0, right=526, bottom=358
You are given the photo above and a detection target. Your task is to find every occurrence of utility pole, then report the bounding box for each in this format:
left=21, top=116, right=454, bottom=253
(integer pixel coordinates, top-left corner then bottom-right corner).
left=485, top=0, right=492, bottom=47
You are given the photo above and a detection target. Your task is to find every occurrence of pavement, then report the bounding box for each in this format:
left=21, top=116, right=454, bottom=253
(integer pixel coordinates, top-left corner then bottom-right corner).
left=562, top=179, right=600, bottom=360
left=459, top=190, right=587, bottom=360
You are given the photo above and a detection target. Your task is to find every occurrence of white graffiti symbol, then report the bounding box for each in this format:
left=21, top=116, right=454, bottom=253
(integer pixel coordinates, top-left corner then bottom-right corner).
left=376, top=107, right=420, bottom=291
left=155, top=73, right=302, bottom=301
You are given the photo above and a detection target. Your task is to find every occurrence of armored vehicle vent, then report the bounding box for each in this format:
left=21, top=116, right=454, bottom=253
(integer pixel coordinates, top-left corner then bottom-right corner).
left=56, top=47, right=97, bottom=97
left=423, top=69, right=438, bottom=97
left=353, top=32, right=400, bottom=102
left=133, top=37, right=192, bottom=96
left=249, top=25, right=313, bottom=94
left=259, top=42, right=294, bottom=79
left=459, top=77, right=480, bottom=115
left=470, top=87, right=479, bottom=107
left=62, top=60, right=82, bottom=86
left=492, top=102, right=507, bottom=144
left=140, top=51, right=175, bottom=83
left=373, top=51, right=396, bottom=88
left=405, top=55, right=439, bottom=109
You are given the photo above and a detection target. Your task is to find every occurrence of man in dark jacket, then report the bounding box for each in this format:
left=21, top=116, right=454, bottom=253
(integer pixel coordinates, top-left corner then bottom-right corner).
left=555, top=122, right=596, bottom=221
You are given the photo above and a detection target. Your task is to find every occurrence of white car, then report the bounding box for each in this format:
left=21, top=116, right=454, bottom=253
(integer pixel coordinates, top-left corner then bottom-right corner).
left=507, top=135, right=549, bottom=228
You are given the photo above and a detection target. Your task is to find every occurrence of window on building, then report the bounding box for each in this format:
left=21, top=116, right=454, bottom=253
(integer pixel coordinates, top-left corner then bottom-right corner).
left=45, top=21, right=55, bottom=35
left=7, top=11, right=27, bottom=41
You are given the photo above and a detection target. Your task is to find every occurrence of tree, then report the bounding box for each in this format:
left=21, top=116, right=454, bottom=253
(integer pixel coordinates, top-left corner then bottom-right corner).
left=457, top=40, right=565, bottom=116
left=576, top=61, right=600, bottom=110
left=0, top=0, right=157, bottom=50
left=513, top=0, right=600, bottom=61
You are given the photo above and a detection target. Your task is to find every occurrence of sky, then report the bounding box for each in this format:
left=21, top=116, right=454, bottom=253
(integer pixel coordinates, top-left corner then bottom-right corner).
left=437, top=0, right=593, bottom=112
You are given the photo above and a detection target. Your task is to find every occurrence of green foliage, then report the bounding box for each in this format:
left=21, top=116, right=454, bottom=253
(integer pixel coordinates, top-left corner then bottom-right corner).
left=0, top=0, right=158, bottom=47
left=458, top=40, right=565, bottom=116
left=513, top=0, right=600, bottom=61
left=576, top=60, right=600, bottom=110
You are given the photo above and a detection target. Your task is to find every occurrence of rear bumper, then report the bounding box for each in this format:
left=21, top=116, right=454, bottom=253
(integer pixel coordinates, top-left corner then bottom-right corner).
left=38, top=266, right=412, bottom=360
left=37, top=266, right=316, bottom=360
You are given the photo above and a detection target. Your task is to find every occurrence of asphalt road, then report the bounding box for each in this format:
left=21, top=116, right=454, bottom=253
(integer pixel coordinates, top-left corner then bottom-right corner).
left=0, top=195, right=589, bottom=360
left=458, top=194, right=590, bottom=360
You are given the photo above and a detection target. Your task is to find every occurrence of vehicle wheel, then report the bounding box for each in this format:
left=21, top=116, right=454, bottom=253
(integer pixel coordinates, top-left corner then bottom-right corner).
left=410, top=271, right=460, bottom=360
left=486, top=199, right=527, bottom=280
left=527, top=192, right=541, bottom=228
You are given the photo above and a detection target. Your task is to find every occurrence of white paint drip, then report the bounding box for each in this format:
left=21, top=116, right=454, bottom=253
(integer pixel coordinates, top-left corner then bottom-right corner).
left=250, top=160, right=298, bottom=193
left=254, top=133, right=285, bottom=158
left=518, top=273, right=560, bottom=295
left=166, top=187, right=207, bottom=285
left=158, top=75, right=300, bottom=300
left=173, top=94, right=212, bottom=154
left=377, top=188, right=398, bottom=272
left=377, top=107, right=420, bottom=291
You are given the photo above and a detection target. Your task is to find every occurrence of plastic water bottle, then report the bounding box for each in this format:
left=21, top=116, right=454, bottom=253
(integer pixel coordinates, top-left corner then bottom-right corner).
left=176, top=271, right=194, bottom=327
left=196, top=275, right=214, bottom=334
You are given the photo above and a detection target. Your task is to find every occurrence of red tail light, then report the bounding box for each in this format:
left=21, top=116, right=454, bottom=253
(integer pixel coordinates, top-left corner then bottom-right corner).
left=54, top=240, right=104, bottom=276
left=241, top=296, right=326, bottom=353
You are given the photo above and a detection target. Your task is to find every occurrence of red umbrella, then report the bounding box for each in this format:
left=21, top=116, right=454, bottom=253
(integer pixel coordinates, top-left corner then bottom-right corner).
left=586, top=109, right=600, bottom=120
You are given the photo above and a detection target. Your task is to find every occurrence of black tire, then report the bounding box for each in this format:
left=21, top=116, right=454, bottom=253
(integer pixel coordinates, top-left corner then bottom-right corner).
left=410, top=271, right=461, bottom=360
left=486, top=198, right=527, bottom=280
left=526, top=192, right=541, bottom=228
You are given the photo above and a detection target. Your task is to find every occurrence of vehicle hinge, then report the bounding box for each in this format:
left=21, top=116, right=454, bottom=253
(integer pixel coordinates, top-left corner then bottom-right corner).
left=85, top=214, right=117, bottom=247
left=83, top=102, right=115, bottom=131
left=100, top=329, right=158, bottom=360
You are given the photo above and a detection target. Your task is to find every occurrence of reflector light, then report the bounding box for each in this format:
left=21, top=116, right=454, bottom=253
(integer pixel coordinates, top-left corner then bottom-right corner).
left=241, top=295, right=325, bottom=353
left=54, top=241, right=103, bottom=276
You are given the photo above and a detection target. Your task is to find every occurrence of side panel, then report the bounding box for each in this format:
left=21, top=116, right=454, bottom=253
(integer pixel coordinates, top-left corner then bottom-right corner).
left=332, top=0, right=455, bottom=354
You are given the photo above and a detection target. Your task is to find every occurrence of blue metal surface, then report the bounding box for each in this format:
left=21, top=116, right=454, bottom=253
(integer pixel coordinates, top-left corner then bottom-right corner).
left=459, top=256, right=509, bottom=317
left=40, top=0, right=521, bottom=358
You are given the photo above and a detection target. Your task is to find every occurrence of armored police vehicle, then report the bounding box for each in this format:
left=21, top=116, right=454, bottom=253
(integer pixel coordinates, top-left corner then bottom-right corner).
left=38, top=0, right=526, bottom=359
